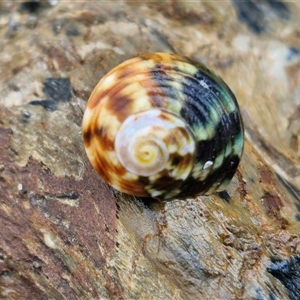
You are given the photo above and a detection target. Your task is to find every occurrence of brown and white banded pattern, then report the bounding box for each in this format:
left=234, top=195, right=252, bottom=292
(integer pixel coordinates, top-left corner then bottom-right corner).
left=82, top=53, right=244, bottom=199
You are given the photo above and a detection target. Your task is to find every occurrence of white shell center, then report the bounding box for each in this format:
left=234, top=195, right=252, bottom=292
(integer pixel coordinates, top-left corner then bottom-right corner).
left=115, top=109, right=171, bottom=176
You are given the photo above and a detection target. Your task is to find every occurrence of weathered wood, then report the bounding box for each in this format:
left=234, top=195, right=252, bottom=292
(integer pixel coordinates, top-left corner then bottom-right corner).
left=0, top=1, right=300, bottom=299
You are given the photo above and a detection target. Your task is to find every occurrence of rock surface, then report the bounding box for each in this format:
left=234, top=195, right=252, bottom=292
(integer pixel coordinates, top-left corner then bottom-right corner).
left=0, top=1, right=300, bottom=299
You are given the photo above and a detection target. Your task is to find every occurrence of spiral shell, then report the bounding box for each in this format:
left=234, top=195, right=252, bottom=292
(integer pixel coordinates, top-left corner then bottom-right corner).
left=82, top=53, right=244, bottom=199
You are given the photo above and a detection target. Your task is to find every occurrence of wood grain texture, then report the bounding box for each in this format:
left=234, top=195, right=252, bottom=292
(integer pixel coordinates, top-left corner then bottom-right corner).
left=0, top=1, right=299, bottom=299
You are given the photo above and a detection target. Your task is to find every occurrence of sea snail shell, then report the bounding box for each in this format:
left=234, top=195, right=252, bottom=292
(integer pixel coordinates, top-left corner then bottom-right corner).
left=82, top=53, right=244, bottom=199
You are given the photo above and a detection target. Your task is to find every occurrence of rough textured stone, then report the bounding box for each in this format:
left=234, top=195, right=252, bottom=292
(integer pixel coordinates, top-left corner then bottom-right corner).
left=0, top=1, right=300, bottom=299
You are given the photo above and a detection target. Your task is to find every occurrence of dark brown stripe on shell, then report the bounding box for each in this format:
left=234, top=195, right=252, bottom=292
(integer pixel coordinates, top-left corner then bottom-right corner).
left=150, top=170, right=184, bottom=192
left=95, top=126, right=114, bottom=151
left=83, top=129, right=92, bottom=147
left=105, top=95, right=133, bottom=123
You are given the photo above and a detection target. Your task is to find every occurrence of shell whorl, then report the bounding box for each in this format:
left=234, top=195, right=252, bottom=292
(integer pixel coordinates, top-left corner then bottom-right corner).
left=82, top=53, right=244, bottom=199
